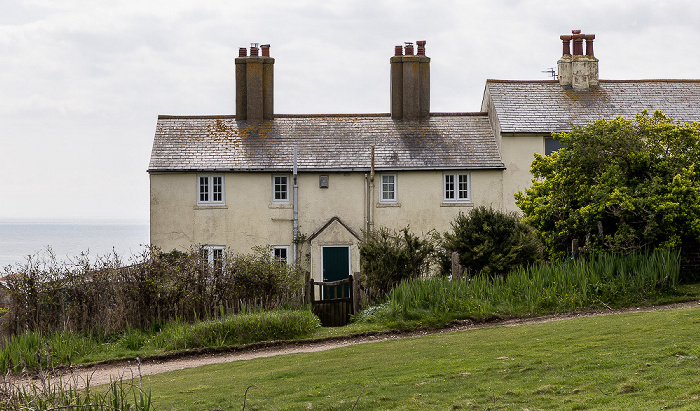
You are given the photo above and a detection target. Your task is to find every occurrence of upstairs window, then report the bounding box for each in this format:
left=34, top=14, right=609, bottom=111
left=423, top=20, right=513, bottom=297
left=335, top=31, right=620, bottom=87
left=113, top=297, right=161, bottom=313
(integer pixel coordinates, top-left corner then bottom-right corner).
left=198, top=175, right=225, bottom=205
left=443, top=172, right=470, bottom=202
left=545, top=137, right=565, bottom=155
left=272, top=175, right=290, bottom=203
left=380, top=174, right=398, bottom=203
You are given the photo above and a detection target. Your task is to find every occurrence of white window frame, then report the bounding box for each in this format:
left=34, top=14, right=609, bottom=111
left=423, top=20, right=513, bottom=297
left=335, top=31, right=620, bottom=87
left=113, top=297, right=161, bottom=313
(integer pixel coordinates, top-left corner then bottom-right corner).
left=197, top=174, right=225, bottom=206
left=272, top=175, right=290, bottom=203
left=201, top=245, right=226, bottom=273
left=380, top=173, right=398, bottom=203
left=272, top=246, right=290, bottom=264
left=443, top=172, right=471, bottom=203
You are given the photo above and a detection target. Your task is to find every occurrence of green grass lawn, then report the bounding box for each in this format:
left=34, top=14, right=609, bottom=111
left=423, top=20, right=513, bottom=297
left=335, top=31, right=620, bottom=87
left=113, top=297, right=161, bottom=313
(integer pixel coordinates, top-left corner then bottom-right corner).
left=143, top=305, right=700, bottom=410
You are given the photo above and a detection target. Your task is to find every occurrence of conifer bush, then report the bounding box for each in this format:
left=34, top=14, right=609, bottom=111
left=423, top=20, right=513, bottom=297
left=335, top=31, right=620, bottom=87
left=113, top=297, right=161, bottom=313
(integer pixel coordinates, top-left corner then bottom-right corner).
left=443, top=207, right=544, bottom=278
left=359, top=227, right=435, bottom=295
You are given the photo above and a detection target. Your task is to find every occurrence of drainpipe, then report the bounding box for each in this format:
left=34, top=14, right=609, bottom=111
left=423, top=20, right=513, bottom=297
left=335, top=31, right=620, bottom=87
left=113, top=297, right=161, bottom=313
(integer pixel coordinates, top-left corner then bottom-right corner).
left=369, top=145, right=375, bottom=232
left=364, top=173, right=369, bottom=234
left=293, top=146, right=299, bottom=265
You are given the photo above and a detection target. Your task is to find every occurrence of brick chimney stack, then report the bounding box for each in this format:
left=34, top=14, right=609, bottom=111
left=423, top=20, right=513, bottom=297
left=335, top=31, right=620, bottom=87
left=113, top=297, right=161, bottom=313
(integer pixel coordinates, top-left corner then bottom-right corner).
left=391, top=40, right=430, bottom=121
left=236, top=43, right=275, bottom=122
left=557, top=30, right=599, bottom=90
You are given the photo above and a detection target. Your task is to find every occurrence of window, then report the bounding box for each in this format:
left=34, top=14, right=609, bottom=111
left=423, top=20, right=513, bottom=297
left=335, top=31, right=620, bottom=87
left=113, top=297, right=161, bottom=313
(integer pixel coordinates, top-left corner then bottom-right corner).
left=545, top=137, right=565, bottom=155
left=198, top=175, right=225, bottom=205
left=272, top=175, right=290, bottom=203
left=272, top=246, right=289, bottom=264
left=201, top=245, right=225, bottom=273
left=443, top=172, right=470, bottom=202
left=380, top=174, right=398, bottom=203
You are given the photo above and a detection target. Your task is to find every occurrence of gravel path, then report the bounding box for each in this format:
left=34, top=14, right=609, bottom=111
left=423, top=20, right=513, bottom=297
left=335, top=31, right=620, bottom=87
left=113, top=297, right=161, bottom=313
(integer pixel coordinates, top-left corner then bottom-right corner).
left=15, top=301, right=700, bottom=390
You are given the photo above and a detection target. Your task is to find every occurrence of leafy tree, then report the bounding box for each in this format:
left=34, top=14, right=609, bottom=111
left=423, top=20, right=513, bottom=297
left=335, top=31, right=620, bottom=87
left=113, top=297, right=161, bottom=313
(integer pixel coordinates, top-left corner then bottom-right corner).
left=443, top=207, right=544, bottom=278
left=515, top=111, right=700, bottom=259
left=359, top=227, right=435, bottom=294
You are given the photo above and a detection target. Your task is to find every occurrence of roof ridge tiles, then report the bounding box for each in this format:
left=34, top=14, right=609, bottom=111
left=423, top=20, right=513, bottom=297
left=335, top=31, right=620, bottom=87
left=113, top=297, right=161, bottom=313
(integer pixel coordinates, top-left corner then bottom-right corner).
left=486, top=79, right=700, bottom=84
left=158, top=113, right=488, bottom=120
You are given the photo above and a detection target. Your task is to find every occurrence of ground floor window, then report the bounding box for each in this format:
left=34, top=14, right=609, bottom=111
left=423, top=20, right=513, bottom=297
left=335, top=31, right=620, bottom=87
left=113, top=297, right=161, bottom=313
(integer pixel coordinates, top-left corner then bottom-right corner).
left=201, top=245, right=225, bottom=273
left=272, top=245, right=289, bottom=264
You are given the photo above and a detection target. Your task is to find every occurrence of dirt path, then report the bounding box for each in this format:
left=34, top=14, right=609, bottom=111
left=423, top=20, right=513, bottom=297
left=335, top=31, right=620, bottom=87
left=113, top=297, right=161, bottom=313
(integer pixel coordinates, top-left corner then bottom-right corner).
left=16, top=301, right=700, bottom=389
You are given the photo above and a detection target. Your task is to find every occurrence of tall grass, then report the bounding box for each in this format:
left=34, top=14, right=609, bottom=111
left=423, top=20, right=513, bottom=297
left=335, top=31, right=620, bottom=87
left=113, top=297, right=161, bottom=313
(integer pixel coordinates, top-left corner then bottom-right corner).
left=365, top=249, right=681, bottom=327
left=0, top=374, right=152, bottom=411
left=0, top=309, right=320, bottom=375
left=151, top=309, right=321, bottom=351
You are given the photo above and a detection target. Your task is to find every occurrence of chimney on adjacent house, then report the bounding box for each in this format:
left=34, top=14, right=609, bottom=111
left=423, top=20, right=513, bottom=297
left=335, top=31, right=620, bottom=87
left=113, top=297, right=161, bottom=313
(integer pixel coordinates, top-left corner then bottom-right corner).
left=236, top=43, right=274, bottom=122
left=557, top=30, right=598, bottom=90
left=391, top=40, right=430, bottom=121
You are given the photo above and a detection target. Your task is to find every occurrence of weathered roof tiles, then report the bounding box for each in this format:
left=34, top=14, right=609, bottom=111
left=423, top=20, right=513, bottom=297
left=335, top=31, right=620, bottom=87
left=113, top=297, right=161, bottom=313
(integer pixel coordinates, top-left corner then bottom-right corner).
left=484, top=79, right=700, bottom=134
left=148, top=114, right=504, bottom=172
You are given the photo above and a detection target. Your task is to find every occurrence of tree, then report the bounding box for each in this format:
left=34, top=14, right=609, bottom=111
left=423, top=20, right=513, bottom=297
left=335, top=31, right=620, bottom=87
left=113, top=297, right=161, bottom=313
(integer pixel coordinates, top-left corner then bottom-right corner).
left=515, top=111, right=700, bottom=259
left=443, top=207, right=544, bottom=278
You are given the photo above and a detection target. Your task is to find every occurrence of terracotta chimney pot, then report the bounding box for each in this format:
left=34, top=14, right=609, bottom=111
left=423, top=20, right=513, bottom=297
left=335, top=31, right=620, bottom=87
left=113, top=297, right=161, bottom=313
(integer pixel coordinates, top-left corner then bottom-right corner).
left=560, top=35, right=572, bottom=56
left=416, top=40, right=426, bottom=55
left=572, top=34, right=584, bottom=56
left=583, top=34, right=595, bottom=56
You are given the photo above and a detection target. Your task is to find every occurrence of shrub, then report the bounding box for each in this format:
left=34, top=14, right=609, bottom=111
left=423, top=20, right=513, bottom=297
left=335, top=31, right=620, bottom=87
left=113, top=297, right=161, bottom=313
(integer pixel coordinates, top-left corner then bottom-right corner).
left=443, top=207, right=544, bottom=278
left=359, top=227, right=435, bottom=295
left=4, top=246, right=306, bottom=336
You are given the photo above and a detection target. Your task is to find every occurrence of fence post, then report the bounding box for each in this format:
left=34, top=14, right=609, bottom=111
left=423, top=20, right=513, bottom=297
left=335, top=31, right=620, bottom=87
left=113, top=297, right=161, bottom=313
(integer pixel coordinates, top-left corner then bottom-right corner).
left=351, top=273, right=359, bottom=314
left=451, top=252, right=464, bottom=280
left=308, top=277, right=315, bottom=303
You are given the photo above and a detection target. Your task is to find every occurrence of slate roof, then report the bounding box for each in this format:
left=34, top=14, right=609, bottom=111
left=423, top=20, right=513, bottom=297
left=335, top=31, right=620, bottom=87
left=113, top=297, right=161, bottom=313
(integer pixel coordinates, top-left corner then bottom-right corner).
left=485, top=79, right=700, bottom=134
left=148, top=114, right=504, bottom=172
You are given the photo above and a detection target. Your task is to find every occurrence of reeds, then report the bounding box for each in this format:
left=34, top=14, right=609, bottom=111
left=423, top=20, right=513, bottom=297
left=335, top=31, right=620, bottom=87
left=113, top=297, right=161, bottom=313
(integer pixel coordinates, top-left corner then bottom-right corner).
left=366, top=249, right=680, bottom=327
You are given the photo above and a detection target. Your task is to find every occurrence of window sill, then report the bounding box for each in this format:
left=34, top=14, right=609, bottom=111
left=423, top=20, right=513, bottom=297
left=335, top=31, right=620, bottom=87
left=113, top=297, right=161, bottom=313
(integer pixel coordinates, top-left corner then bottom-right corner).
left=269, top=203, right=293, bottom=209
left=194, top=205, right=228, bottom=210
left=376, top=202, right=401, bottom=208
left=440, top=202, right=474, bottom=207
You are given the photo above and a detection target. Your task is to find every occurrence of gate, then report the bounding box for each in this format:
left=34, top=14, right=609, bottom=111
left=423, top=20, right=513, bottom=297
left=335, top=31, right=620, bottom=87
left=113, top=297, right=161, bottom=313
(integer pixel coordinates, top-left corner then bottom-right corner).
left=308, top=274, right=359, bottom=327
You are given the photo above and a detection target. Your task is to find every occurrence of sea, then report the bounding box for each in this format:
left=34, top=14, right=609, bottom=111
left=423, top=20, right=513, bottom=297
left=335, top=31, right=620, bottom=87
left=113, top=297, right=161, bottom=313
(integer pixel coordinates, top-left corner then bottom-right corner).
left=0, top=219, right=150, bottom=271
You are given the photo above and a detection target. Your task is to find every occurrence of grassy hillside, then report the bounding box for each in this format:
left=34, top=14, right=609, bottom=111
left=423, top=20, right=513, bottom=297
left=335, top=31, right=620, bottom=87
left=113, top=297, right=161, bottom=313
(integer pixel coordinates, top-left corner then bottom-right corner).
left=144, top=305, right=700, bottom=410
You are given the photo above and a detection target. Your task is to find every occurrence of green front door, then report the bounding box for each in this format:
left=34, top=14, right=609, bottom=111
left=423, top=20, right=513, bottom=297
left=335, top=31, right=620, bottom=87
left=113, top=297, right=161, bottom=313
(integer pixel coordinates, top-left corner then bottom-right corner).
left=322, top=246, right=350, bottom=300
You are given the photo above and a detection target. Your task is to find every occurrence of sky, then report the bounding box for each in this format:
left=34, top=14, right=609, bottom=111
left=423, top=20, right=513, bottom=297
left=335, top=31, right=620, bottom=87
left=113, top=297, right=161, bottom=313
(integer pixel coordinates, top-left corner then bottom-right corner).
left=2, top=0, right=700, bottom=223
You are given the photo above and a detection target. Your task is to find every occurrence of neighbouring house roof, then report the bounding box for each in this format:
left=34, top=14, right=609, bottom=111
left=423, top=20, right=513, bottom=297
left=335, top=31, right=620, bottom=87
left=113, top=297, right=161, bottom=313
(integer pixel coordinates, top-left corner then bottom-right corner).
left=484, top=79, right=700, bottom=134
left=148, top=113, right=504, bottom=172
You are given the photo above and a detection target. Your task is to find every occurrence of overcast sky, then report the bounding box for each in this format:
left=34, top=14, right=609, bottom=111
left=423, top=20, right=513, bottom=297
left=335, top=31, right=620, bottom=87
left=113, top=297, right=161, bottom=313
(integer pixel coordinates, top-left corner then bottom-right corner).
left=2, top=0, right=699, bottom=223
